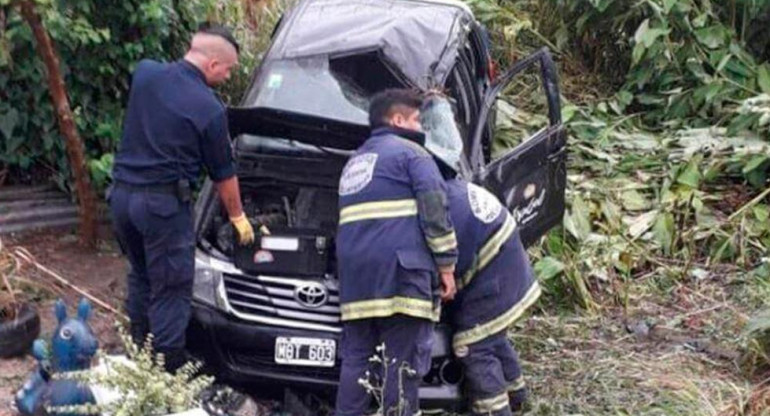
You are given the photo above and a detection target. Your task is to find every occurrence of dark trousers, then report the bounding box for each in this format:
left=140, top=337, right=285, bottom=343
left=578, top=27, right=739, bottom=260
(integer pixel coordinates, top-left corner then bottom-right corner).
left=459, top=332, right=524, bottom=416
left=335, top=315, right=434, bottom=416
left=109, top=187, right=194, bottom=371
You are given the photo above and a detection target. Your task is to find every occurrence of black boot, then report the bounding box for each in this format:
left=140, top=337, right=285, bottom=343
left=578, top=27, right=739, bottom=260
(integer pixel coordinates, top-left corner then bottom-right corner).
left=129, top=321, right=150, bottom=348
left=509, top=388, right=528, bottom=413
left=157, top=347, right=192, bottom=373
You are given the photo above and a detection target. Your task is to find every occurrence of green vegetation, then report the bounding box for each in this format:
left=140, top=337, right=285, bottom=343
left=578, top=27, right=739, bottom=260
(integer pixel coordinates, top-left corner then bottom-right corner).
left=1, top=0, right=190, bottom=190
left=51, top=326, right=214, bottom=416
left=0, top=0, right=284, bottom=192
left=465, top=0, right=770, bottom=414
left=466, top=0, right=770, bottom=310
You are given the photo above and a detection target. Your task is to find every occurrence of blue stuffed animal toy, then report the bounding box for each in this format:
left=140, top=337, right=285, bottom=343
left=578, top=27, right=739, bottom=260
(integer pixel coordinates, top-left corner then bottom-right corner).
left=15, top=298, right=99, bottom=416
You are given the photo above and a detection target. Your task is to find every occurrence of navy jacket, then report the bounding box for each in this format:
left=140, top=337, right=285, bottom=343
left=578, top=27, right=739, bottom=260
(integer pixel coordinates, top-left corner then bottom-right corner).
left=445, top=179, right=541, bottom=350
left=336, top=127, right=458, bottom=322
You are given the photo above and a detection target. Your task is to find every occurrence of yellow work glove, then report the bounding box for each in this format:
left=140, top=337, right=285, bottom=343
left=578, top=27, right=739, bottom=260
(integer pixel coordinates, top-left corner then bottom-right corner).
left=230, top=213, right=255, bottom=245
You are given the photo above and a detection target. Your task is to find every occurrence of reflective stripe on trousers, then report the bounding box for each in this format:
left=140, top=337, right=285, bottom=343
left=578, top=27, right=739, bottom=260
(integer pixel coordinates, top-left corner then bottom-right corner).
left=453, top=282, right=541, bottom=349
left=472, top=391, right=510, bottom=414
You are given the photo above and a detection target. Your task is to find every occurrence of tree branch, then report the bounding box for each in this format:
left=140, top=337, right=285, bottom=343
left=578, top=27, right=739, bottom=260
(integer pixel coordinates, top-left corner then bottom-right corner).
left=18, top=0, right=99, bottom=248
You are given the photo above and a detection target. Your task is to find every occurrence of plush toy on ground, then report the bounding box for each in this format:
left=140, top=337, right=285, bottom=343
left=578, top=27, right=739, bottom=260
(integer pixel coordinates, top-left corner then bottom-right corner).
left=15, top=298, right=98, bottom=416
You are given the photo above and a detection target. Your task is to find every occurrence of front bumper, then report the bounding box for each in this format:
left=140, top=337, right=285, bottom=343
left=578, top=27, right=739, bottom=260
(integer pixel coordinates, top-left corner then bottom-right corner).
left=187, top=301, right=462, bottom=409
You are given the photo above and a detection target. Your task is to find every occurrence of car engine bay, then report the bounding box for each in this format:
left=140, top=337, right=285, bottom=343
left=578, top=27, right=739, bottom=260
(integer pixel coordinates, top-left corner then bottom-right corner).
left=205, top=181, right=340, bottom=276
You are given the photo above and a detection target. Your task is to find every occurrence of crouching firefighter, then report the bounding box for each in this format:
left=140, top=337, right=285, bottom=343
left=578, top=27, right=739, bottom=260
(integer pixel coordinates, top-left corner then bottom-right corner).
left=335, top=89, right=459, bottom=416
left=421, top=95, right=542, bottom=415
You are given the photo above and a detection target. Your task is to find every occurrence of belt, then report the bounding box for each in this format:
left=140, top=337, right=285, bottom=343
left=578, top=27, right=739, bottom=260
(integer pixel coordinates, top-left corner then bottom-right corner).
left=113, top=181, right=178, bottom=195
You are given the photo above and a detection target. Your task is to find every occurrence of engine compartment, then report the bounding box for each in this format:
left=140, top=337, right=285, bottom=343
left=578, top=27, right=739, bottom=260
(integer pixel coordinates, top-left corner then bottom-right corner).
left=205, top=181, right=339, bottom=267
left=199, top=141, right=346, bottom=278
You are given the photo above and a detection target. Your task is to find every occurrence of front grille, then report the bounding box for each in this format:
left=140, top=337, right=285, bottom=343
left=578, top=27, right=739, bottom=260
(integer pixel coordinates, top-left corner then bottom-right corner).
left=222, top=273, right=342, bottom=331
left=229, top=349, right=340, bottom=381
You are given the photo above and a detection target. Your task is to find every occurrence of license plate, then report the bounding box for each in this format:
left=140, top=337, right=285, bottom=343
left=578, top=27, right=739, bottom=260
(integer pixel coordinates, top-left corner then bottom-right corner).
left=275, top=337, right=336, bottom=367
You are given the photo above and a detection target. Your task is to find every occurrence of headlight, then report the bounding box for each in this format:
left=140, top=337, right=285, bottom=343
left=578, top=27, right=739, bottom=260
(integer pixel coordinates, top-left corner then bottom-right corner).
left=193, top=267, right=222, bottom=308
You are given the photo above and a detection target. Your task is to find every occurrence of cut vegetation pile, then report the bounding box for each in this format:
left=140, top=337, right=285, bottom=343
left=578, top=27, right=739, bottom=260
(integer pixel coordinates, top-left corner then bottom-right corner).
left=462, top=0, right=770, bottom=414
left=0, top=239, right=19, bottom=323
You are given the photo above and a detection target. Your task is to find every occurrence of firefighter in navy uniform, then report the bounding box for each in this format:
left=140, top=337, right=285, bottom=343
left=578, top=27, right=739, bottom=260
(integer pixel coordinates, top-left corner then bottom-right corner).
left=445, top=179, right=540, bottom=415
left=109, top=25, right=255, bottom=372
left=421, top=95, right=541, bottom=415
left=335, top=89, right=459, bottom=416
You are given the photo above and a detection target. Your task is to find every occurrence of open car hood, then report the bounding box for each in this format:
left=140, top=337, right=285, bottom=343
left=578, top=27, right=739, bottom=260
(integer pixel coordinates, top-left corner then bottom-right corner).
left=228, top=107, right=370, bottom=151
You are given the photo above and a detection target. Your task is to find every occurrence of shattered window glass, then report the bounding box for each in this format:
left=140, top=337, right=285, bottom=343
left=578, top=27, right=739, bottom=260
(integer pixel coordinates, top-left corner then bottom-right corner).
left=421, top=95, right=472, bottom=178
left=248, top=57, right=370, bottom=125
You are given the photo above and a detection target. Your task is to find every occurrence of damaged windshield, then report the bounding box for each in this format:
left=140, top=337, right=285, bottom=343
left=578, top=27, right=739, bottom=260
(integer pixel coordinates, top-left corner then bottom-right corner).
left=245, top=57, right=371, bottom=125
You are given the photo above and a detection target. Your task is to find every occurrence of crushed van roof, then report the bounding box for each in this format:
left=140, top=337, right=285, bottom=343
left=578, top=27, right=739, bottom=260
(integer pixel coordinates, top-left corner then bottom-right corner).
left=267, top=0, right=475, bottom=89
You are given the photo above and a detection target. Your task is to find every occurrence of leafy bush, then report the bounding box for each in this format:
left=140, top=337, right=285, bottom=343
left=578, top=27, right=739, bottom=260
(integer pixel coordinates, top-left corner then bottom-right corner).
left=463, top=0, right=770, bottom=310
left=192, top=0, right=291, bottom=105
left=51, top=325, right=214, bottom=416
left=542, top=0, right=770, bottom=128
left=0, top=0, right=199, bottom=190
left=0, top=0, right=287, bottom=192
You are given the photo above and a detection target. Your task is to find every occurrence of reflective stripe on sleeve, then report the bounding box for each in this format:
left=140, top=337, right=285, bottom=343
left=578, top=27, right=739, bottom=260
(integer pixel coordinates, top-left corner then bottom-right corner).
left=471, top=391, right=509, bottom=414
left=339, top=199, right=418, bottom=225
left=459, top=213, right=517, bottom=289
left=426, top=231, right=458, bottom=253
left=453, top=282, right=542, bottom=349
left=340, top=296, right=440, bottom=322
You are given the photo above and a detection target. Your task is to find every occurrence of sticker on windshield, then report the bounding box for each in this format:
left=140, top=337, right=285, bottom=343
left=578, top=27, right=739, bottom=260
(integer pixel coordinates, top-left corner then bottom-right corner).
left=467, top=183, right=503, bottom=224
left=339, top=153, right=378, bottom=196
left=267, top=73, right=283, bottom=89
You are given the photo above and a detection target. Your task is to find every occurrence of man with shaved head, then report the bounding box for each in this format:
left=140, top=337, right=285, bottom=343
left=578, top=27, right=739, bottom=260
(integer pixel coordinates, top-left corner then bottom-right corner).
left=110, top=24, right=253, bottom=372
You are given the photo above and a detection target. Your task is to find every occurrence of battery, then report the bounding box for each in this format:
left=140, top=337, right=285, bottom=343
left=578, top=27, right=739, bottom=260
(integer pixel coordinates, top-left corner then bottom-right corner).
left=232, top=226, right=331, bottom=276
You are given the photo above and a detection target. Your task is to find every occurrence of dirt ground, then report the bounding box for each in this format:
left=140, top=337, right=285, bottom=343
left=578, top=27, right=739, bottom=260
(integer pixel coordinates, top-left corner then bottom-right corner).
left=0, top=227, right=765, bottom=415
left=0, top=228, right=127, bottom=415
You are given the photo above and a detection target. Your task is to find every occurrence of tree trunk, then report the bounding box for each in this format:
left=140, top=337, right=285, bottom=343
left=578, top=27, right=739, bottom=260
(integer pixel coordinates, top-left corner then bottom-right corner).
left=18, top=0, right=98, bottom=248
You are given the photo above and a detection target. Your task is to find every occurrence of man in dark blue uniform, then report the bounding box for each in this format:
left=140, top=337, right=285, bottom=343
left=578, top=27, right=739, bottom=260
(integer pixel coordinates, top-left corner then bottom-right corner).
left=335, top=89, right=458, bottom=416
left=109, top=25, right=254, bottom=372
left=422, top=96, right=541, bottom=415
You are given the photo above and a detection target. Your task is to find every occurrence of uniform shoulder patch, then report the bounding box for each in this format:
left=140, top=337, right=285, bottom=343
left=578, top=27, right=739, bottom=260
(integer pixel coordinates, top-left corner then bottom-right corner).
left=467, top=183, right=503, bottom=224
left=339, top=153, right=378, bottom=196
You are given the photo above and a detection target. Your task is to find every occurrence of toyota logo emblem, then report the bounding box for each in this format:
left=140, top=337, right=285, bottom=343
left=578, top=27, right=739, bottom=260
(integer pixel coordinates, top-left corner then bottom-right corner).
left=294, top=282, right=328, bottom=308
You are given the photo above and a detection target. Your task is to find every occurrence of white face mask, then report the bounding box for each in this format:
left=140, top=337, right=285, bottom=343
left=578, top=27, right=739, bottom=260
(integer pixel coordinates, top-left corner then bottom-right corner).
left=421, top=96, right=464, bottom=173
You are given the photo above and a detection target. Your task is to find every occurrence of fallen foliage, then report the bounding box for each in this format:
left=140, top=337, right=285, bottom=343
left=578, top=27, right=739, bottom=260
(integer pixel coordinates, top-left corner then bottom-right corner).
left=462, top=0, right=770, bottom=414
